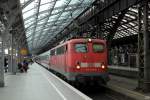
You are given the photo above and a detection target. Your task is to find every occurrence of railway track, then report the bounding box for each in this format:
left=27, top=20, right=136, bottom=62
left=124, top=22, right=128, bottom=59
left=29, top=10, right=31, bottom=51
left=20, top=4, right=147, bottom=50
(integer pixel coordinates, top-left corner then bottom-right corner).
left=75, top=85, right=119, bottom=100
left=39, top=62, right=133, bottom=100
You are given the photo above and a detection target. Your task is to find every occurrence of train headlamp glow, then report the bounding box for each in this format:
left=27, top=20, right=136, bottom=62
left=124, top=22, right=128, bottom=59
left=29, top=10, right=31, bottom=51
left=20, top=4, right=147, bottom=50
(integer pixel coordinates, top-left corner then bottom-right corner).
left=76, top=65, right=81, bottom=69
left=88, top=38, right=92, bottom=42
left=101, top=65, right=105, bottom=69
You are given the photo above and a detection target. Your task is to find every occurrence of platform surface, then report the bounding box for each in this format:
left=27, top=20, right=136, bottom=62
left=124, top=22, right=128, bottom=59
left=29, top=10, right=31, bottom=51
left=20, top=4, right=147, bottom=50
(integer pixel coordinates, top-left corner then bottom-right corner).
left=0, top=63, right=91, bottom=100
left=108, top=73, right=150, bottom=100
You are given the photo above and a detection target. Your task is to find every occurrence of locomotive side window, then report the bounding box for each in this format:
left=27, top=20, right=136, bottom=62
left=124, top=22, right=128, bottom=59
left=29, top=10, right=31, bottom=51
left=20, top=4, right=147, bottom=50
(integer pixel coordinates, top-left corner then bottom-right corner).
left=51, top=50, right=55, bottom=55
left=75, top=43, right=87, bottom=53
left=56, top=45, right=67, bottom=55
left=93, top=44, right=104, bottom=53
left=56, top=47, right=61, bottom=55
left=64, top=45, right=67, bottom=52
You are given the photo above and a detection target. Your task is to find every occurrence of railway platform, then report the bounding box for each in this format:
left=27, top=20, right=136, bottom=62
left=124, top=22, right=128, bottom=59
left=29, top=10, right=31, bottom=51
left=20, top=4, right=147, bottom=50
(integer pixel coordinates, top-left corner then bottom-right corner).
left=108, top=74, right=150, bottom=100
left=0, top=63, right=91, bottom=100
left=108, top=65, right=138, bottom=78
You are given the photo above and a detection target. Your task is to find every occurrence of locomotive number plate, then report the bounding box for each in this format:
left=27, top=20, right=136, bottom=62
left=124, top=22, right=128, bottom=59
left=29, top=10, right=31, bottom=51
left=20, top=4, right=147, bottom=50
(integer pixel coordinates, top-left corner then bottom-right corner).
left=80, top=62, right=101, bottom=67
left=94, top=63, right=101, bottom=67
left=80, top=63, right=88, bottom=67
left=88, top=63, right=93, bottom=67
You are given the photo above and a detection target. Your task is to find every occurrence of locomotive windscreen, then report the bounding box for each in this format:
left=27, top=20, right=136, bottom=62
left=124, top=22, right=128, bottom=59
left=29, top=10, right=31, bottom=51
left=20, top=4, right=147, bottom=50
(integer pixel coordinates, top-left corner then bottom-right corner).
left=93, top=44, right=104, bottom=53
left=75, top=43, right=87, bottom=53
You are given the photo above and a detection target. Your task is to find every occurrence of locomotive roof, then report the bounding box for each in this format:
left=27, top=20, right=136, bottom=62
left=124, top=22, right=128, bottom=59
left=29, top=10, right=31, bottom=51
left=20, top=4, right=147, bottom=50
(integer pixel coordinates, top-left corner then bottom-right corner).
left=68, top=38, right=106, bottom=43
left=50, top=38, right=106, bottom=51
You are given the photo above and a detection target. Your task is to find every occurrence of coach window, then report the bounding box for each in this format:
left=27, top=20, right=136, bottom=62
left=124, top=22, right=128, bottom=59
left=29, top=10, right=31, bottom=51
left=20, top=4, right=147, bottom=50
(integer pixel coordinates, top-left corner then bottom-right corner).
left=56, top=48, right=60, bottom=55
left=64, top=45, right=67, bottom=53
left=61, top=46, right=65, bottom=54
left=93, top=44, right=104, bottom=53
left=56, top=46, right=65, bottom=55
left=51, top=50, right=55, bottom=55
left=75, top=43, right=87, bottom=53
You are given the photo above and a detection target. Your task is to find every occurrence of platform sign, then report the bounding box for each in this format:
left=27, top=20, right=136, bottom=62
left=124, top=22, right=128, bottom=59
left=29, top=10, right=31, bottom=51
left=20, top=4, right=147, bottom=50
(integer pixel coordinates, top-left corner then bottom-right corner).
left=20, top=48, right=28, bottom=56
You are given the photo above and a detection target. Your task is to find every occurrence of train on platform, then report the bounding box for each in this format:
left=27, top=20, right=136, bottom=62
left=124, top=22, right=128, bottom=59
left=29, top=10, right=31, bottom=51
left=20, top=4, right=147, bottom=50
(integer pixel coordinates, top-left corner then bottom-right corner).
left=37, top=38, right=109, bottom=85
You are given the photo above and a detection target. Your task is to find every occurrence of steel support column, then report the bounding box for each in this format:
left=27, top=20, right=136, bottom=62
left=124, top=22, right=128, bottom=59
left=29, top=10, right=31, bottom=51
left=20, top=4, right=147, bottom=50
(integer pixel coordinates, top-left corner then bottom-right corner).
left=8, top=38, right=11, bottom=73
left=137, top=4, right=144, bottom=90
left=10, top=34, right=13, bottom=73
left=138, top=0, right=150, bottom=92
left=17, top=45, right=21, bottom=63
left=106, top=10, right=127, bottom=65
left=143, top=0, right=150, bottom=92
left=97, top=25, right=103, bottom=38
left=10, top=34, right=16, bottom=75
left=0, top=36, right=5, bottom=87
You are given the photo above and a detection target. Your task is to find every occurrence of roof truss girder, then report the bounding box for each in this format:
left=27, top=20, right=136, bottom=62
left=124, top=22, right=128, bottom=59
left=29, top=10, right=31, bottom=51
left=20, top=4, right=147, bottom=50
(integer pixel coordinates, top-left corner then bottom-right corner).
left=22, top=0, right=35, bottom=9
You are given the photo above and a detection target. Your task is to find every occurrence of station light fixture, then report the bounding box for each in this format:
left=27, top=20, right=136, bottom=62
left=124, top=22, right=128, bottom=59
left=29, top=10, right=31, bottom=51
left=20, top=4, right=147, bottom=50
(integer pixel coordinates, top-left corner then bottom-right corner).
left=4, top=49, right=8, bottom=54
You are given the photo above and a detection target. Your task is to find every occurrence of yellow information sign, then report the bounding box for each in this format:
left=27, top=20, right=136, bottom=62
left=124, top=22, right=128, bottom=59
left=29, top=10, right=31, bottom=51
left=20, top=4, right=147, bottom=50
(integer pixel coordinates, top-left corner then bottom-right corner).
left=20, top=48, right=28, bottom=55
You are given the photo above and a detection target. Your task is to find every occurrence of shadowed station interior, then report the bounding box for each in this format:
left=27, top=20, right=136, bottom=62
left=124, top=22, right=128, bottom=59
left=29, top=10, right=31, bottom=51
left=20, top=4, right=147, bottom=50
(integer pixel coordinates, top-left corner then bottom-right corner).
left=0, top=0, right=150, bottom=100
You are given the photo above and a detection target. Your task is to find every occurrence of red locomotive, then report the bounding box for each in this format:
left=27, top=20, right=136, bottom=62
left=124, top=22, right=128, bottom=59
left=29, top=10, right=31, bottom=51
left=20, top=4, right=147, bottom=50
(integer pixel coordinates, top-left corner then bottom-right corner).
left=39, top=38, right=109, bottom=85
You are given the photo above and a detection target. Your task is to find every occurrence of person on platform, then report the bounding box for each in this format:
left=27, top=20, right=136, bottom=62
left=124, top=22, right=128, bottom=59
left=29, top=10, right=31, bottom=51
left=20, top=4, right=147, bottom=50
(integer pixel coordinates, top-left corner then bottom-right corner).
left=4, top=58, right=8, bottom=73
left=18, top=62, right=23, bottom=72
left=22, top=60, right=29, bottom=72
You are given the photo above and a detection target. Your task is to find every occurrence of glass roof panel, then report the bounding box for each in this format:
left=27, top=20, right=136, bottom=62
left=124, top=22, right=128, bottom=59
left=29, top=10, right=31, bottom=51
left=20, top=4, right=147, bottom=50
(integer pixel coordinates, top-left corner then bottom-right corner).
left=55, top=0, right=66, bottom=8
left=40, top=0, right=51, bottom=5
left=22, top=1, right=35, bottom=13
left=125, top=14, right=136, bottom=19
left=129, top=8, right=138, bottom=13
left=26, top=33, right=32, bottom=37
left=21, top=0, right=94, bottom=52
left=129, top=22, right=136, bottom=26
left=27, top=36, right=32, bottom=41
left=37, top=20, right=45, bottom=24
left=51, top=9, right=61, bottom=15
left=25, top=22, right=34, bottom=28
left=82, top=0, right=93, bottom=3
left=72, top=8, right=84, bottom=18
left=39, top=3, right=51, bottom=12
left=49, top=14, right=59, bottom=20
left=69, top=0, right=80, bottom=5
left=23, top=10, right=35, bottom=19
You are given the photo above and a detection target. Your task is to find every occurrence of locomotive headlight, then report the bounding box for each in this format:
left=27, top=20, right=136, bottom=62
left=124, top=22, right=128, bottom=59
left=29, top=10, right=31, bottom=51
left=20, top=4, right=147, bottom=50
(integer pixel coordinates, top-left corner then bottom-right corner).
left=88, top=38, right=92, bottom=42
left=101, top=65, right=105, bottom=69
left=76, top=65, right=81, bottom=69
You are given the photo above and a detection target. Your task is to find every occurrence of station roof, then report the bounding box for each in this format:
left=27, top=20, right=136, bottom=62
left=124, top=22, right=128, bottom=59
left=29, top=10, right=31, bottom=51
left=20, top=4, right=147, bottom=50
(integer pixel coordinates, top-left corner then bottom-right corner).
left=102, top=4, right=149, bottom=41
left=0, top=0, right=27, bottom=50
left=19, top=0, right=149, bottom=54
left=20, top=0, right=94, bottom=53
left=102, top=6, right=139, bottom=40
